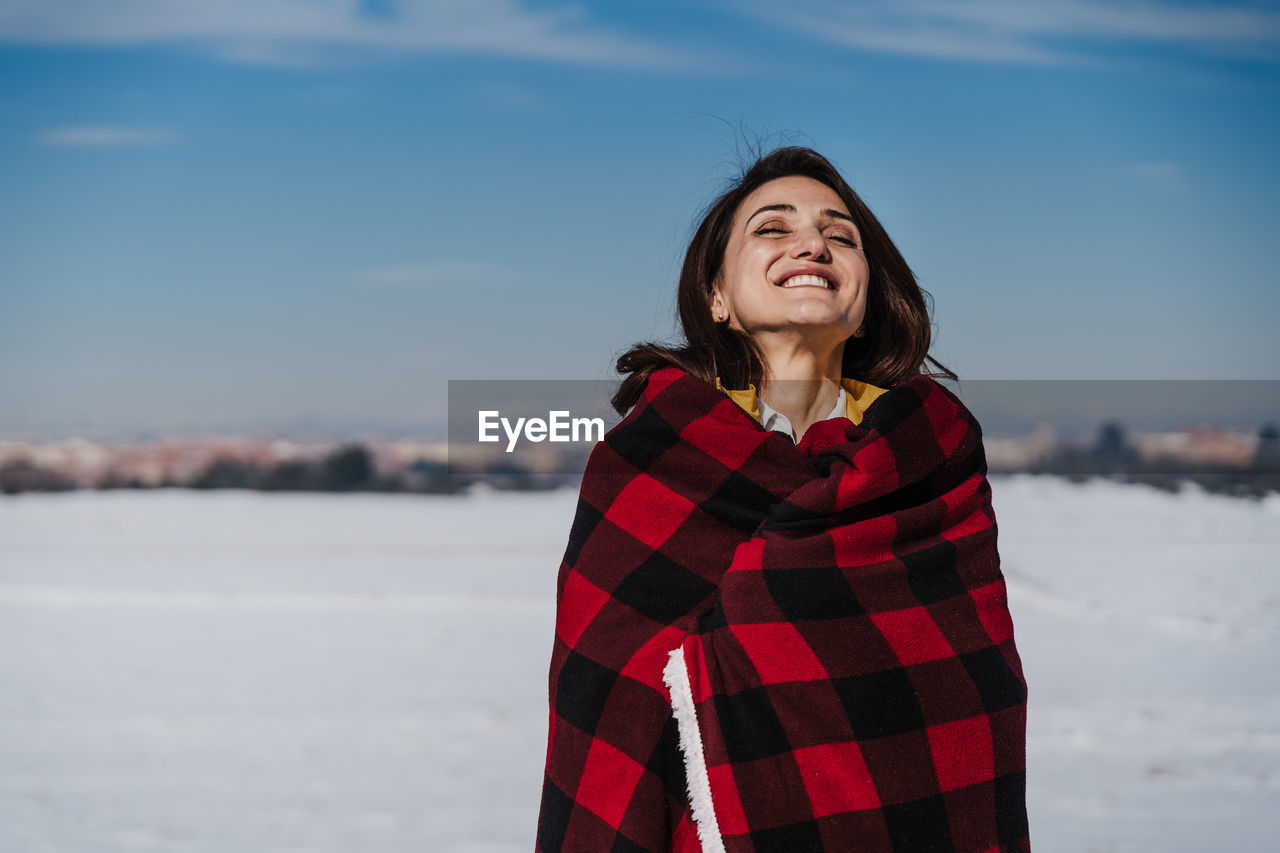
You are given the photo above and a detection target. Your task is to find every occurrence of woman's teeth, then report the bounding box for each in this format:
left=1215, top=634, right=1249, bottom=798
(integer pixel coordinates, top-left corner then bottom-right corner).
left=781, top=274, right=834, bottom=290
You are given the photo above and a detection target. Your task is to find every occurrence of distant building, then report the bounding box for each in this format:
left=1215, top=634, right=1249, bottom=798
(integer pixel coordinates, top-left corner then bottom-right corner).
left=1136, top=428, right=1257, bottom=468
left=983, top=423, right=1057, bottom=472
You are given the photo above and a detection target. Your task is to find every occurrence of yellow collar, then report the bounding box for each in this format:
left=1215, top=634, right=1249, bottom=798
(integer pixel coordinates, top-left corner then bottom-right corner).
left=715, top=376, right=888, bottom=427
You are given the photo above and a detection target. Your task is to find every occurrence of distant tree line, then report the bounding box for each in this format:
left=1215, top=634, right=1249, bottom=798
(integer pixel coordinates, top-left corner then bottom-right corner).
left=186, top=444, right=396, bottom=492
left=0, top=459, right=78, bottom=494
left=0, top=443, right=590, bottom=496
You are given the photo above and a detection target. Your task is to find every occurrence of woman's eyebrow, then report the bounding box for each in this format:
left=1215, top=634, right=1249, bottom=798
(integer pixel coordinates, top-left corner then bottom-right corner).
left=747, top=203, right=856, bottom=226
left=746, top=203, right=795, bottom=224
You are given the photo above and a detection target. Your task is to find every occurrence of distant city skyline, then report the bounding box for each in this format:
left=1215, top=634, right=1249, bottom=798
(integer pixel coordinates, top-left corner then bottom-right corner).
left=2, top=1, right=1278, bottom=438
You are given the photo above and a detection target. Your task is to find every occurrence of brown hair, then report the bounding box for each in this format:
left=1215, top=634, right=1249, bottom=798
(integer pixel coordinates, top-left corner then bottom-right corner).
left=612, top=146, right=954, bottom=414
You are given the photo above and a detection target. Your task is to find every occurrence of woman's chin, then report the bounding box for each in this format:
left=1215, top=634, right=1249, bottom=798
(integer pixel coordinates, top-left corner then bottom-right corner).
left=774, top=309, right=860, bottom=335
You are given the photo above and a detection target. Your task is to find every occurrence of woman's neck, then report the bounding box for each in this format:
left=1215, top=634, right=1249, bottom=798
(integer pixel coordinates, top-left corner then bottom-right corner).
left=758, top=341, right=846, bottom=442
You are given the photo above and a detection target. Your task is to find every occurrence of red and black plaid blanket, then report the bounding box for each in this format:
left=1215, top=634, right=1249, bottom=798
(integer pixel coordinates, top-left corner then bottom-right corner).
left=537, top=367, right=1029, bottom=852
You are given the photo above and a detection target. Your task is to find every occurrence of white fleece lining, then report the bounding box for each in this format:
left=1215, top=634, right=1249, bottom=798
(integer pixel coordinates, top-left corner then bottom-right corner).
left=663, top=646, right=727, bottom=853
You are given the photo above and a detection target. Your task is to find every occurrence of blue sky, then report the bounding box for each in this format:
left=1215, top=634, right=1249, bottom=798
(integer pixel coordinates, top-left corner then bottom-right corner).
left=1, top=0, right=1278, bottom=437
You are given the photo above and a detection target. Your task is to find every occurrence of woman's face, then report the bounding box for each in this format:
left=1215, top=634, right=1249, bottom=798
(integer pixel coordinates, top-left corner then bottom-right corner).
left=711, top=175, right=868, bottom=348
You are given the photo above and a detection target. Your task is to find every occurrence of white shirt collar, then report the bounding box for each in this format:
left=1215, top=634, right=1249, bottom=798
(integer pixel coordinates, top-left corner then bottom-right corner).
left=758, top=385, right=847, bottom=443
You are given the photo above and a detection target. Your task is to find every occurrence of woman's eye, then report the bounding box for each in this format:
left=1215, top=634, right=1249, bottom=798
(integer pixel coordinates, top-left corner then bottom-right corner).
left=754, top=225, right=857, bottom=247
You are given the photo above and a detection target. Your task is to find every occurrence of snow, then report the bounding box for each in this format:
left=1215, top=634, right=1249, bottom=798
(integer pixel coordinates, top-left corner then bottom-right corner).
left=993, top=477, right=1280, bottom=851
left=1, top=477, right=1277, bottom=851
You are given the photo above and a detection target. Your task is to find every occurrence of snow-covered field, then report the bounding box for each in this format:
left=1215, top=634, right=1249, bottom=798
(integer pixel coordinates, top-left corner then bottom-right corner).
left=1, top=477, right=1277, bottom=852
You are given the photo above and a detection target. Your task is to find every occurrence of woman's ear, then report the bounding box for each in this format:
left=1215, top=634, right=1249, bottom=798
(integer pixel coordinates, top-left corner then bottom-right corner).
left=709, top=288, right=728, bottom=323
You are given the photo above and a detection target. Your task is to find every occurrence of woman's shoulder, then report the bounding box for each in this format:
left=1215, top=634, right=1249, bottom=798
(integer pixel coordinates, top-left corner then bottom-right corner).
left=875, top=373, right=986, bottom=435
left=612, top=366, right=725, bottom=423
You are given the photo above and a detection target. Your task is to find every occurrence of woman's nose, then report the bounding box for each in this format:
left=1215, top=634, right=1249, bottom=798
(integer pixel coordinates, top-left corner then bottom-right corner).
left=790, top=225, right=830, bottom=261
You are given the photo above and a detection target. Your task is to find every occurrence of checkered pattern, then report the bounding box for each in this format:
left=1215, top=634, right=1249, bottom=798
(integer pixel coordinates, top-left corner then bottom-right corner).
left=537, top=367, right=1029, bottom=852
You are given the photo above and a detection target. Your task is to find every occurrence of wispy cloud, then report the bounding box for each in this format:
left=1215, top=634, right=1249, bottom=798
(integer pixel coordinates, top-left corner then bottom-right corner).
left=0, top=0, right=691, bottom=70
left=37, top=125, right=177, bottom=148
left=353, top=260, right=515, bottom=289
left=734, top=0, right=1280, bottom=65
left=776, top=18, right=1083, bottom=66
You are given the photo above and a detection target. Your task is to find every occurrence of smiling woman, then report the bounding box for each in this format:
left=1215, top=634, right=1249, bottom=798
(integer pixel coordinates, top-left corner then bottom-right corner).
left=537, top=148, right=1030, bottom=852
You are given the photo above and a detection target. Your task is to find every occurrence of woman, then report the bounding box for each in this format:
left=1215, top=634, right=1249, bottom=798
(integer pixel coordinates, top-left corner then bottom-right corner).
left=537, top=148, right=1029, bottom=852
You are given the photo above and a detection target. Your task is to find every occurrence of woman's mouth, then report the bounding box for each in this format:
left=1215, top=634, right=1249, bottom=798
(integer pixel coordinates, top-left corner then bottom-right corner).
left=778, top=273, right=835, bottom=290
